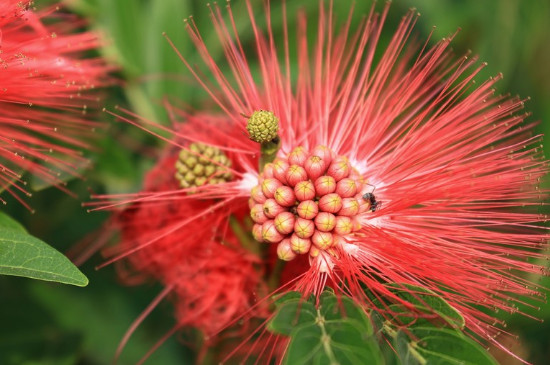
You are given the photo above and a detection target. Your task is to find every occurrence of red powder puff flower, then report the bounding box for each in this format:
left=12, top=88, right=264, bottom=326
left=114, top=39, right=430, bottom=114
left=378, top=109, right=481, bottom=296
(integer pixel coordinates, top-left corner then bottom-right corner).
left=92, top=1, right=549, bottom=362
left=0, top=0, right=109, bottom=209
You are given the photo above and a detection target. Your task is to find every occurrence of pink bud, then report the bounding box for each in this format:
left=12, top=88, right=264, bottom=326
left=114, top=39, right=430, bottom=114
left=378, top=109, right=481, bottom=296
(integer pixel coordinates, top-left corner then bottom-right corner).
left=252, top=224, right=264, bottom=242
left=250, top=203, right=268, bottom=224
left=274, top=185, right=296, bottom=207
left=294, top=180, right=316, bottom=201
left=296, top=200, right=319, bottom=220
left=261, top=178, right=282, bottom=198
left=312, top=230, right=334, bottom=250
left=288, top=146, right=308, bottom=166
left=273, top=159, right=289, bottom=183
left=277, top=239, right=297, bottom=261
left=326, top=156, right=350, bottom=181
left=335, top=178, right=358, bottom=198
left=263, top=198, right=286, bottom=218
left=352, top=217, right=362, bottom=232
left=314, top=212, right=336, bottom=232
left=334, top=216, right=353, bottom=235
left=294, top=217, right=315, bottom=238
left=339, top=198, right=360, bottom=216
left=251, top=184, right=266, bottom=204
left=318, top=193, right=342, bottom=213
left=262, top=220, right=285, bottom=243
left=304, top=155, right=326, bottom=180
left=262, top=163, right=275, bottom=178
left=290, top=234, right=312, bottom=254
left=314, top=175, right=336, bottom=196
left=309, top=245, right=321, bottom=258
left=286, top=165, right=308, bottom=187
left=274, top=211, right=296, bottom=235
left=248, top=197, right=256, bottom=209
left=311, top=145, right=333, bottom=166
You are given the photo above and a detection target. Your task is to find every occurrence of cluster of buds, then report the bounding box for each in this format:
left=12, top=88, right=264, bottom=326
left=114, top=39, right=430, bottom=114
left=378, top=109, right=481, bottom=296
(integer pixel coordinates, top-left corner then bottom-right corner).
left=249, top=145, right=373, bottom=262
left=175, top=143, right=232, bottom=189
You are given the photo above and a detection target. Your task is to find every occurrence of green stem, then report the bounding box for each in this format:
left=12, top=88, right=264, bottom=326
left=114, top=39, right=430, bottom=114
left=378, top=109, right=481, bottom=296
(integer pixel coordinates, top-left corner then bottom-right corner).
left=316, top=309, right=339, bottom=365
left=259, top=138, right=280, bottom=171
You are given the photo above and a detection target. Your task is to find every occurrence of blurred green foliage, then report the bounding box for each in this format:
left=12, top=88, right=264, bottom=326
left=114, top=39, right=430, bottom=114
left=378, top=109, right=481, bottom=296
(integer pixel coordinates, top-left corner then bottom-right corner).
left=1, top=0, right=548, bottom=364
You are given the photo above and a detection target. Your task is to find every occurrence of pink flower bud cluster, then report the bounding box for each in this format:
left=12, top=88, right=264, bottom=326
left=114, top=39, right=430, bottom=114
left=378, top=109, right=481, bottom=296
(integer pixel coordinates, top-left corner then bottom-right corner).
left=249, top=145, right=370, bottom=262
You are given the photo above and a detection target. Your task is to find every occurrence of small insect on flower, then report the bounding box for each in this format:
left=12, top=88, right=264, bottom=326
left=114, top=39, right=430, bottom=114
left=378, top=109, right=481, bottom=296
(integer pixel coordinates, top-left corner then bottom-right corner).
left=362, top=184, right=382, bottom=212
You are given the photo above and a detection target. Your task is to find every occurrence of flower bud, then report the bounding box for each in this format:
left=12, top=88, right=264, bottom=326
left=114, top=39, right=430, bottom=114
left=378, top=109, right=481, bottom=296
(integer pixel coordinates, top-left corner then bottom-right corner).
left=250, top=203, right=268, bottom=224
left=296, top=200, right=319, bottom=220
left=288, top=146, right=308, bottom=166
left=334, top=216, right=353, bottom=235
left=286, top=165, right=308, bottom=187
left=273, top=159, right=289, bottom=183
left=261, top=178, right=282, bottom=198
left=277, top=239, right=297, bottom=261
left=335, top=178, right=358, bottom=198
left=304, top=155, right=326, bottom=180
left=309, top=246, right=321, bottom=258
left=339, top=198, right=360, bottom=216
left=263, top=198, right=286, bottom=218
left=262, top=220, right=285, bottom=243
left=274, top=211, right=295, bottom=235
left=294, top=217, right=315, bottom=238
left=312, top=230, right=334, bottom=250
left=314, top=175, right=336, bottom=196
left=248, top=197, right=256, bottom=209
left=262, top=163, right=275, bottom=179
left=318, top=193, right=342, bottom=213
left=352, top=217, right=362, bottom=232
left=314, top=212, right=336, bottom=232
left=290, top=234, right=312, bottom=254
left=311, top=145, right=333, bottom=166
left=251, top=184, right=266, bottom=204
left=326, top=156, right=350, bottom=181
left=252, top=224, right=264, bottom=242
left=294, top=180, right=316, bottom=201
left=246, top=110, right=279, bottom=143
left=274, top=185, right=296, bottom=207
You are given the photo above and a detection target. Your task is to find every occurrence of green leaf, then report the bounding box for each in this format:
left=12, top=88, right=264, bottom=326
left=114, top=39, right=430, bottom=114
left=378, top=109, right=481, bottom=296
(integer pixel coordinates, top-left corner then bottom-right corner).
left=0, top=211, right=26, bottom=232
left=384, top=283, right=465, bottom=329
left=396, top=327, right=498, bottom=365
left=0, top=215, right=88, bottom=286
left=268, top=290, right=383, bottom=365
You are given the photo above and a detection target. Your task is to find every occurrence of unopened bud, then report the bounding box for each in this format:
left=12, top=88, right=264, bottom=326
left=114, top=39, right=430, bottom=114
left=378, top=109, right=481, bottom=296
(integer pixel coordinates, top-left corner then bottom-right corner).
left=290, top=234, right=312, bottom=254
left=297, top=200, right=319, bottom=220
left=288, top=146, right=308, bottom=166
left=334, top=216, right=353, bottom=235
left=314, top=212, right=336, bottom=232
left=252, top=224, right=264, bottom=242
left=326, top=156, right=350, bottom=181
left=314, top=175, right=336, bottom=196
left=261, top=178, right=282, bottom=198
left=262, top=220, right=285, bottom=243
left=318, top=193, right=342, bottom=213
left=312, top=230, right=334, bottom=250
left=274, top=186, right=296, bottom=207
left=286, top=165, right=308, bottom=187
left=294, top=217, right=315, bottom=238
left=311, top=145, right=333, bottom=166
left=304, top=155, right=326, bottom=180
left=339, top=198, right=360, bottom=216
left=295, top=180, right=316, bottom=201
left=277, top=239, right=297, bottom=261
left=246, top=110, right=279, bottom=143
left=274, top=211, right=296, bottom=235
left=335, top=178, right=358, bottom=197
left=263, top=198, right=285, bottom=218
left=250, top=203, right=268, bottom=224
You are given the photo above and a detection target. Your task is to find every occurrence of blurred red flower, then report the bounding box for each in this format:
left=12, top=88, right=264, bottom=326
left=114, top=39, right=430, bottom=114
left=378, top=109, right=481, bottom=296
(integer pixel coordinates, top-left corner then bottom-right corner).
left=0, top=0, right=109, bottom=208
